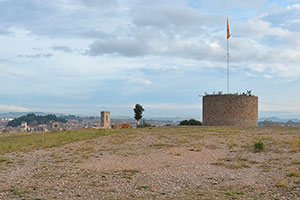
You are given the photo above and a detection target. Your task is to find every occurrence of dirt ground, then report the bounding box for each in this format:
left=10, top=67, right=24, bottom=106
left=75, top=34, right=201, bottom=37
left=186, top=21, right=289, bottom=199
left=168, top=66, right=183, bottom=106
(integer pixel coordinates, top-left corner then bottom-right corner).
left=0, top=126, right=299, bottom=200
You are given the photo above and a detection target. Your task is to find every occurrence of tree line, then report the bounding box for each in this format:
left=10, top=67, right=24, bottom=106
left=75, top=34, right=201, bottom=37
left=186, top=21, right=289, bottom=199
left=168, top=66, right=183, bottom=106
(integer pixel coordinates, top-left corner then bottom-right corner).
left=7, top=113, right=67, bottom=127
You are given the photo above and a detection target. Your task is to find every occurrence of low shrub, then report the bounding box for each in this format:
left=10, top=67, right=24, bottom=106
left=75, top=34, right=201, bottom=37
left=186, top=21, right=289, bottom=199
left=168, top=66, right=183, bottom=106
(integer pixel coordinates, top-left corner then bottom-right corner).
left=254, top=141, right=264, bottom=151
left=179, top=119, right=202, bottom=126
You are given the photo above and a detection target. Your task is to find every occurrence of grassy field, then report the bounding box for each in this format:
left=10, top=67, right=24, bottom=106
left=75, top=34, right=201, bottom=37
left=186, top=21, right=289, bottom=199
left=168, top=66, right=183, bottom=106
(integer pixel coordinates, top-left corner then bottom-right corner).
left=0, top=129, right=119, bottom=155
left=0, top=126, right=299, bottom=199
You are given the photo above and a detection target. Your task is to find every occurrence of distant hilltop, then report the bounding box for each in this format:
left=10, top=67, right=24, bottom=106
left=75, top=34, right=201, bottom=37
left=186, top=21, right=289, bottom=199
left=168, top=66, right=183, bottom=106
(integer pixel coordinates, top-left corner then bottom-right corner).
left=7, top=113, right=67, bottom=127
left=259, top=117, right=300, bottom=123
left=0, top=112, right=52, bottom=119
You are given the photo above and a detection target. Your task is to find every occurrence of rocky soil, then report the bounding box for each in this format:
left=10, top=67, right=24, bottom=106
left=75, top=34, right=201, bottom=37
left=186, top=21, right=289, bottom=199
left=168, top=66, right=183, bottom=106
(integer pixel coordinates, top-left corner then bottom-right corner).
left=0, top=126, right=299, bottom=199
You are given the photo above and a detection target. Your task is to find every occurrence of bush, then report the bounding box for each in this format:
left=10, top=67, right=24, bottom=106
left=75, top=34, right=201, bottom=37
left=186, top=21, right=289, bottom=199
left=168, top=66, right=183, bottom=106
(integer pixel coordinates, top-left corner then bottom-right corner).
left=179, top=119, right=202, bottom=126
left=254, top=141, right=264, bottom=151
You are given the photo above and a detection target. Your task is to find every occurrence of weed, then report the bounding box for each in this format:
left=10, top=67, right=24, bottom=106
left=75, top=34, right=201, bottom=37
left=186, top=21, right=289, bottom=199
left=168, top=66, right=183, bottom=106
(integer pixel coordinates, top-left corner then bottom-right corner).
left=138, top=185, right=149, bottom=190
left=211, top=162, right=224, bottom=166
left=189, top=146, right=202, bottom=152
left=254, top=141, right=264, bottom=151
left=228, top=140, right=238, bottom=149
left=249, top=160, right=259, bottom=164
left=277, top=179, right=288, bottom=188
left=229, top=163, right=250, bottom=169
left=54, top=157, right=64, bottom=163
left=176, top=137, right=189, bottom=144
left=212, top=157, right=251, bottom=169
left=10, top=187, right=23, bottom=198
left=289, top=139, right=300, bottom=152
left=239, top=157, right=248, bottom=162
left=77, top=144, right=94, bottom=152
left=291, top=160, right=300, bottom=165
left=151, top=142, right=174, bottom=148
left=0, top=157, right=9, bottom=163
left=287, top=169, right=299, bottom=177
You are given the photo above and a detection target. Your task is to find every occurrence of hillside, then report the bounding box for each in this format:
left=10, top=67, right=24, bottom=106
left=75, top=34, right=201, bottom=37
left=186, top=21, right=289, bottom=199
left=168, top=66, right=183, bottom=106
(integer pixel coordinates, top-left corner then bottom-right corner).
left=0, top=126, right=299, bottom=199
left=0, top=112, right=50, bottom=119
left=7, top=113, right=67, bottom=127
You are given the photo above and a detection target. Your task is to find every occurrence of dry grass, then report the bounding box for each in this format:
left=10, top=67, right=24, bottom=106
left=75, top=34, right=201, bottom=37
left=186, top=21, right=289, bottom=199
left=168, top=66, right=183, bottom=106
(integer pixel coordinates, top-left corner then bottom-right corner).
left=277, top=178, right=288, bottom=188
left=289, top=139, right=300, bottom=152
left=287, top=169, right=300, bottom=177
left=0, top=129, right=118, bottom=155
left=212, top=157, right=251, bottom=169
left=0, top=126, right=300, bottom=199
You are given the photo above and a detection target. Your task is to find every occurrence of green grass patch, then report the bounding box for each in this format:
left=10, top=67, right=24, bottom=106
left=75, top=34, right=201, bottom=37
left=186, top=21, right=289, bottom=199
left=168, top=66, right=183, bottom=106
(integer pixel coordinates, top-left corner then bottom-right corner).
left=0, top=156, right=9, bottom=163
left=254, top=141, right=264, bottom=151
left=0, top=129, right=119, bottom=155
left=138, top=185, right=149, bottom=190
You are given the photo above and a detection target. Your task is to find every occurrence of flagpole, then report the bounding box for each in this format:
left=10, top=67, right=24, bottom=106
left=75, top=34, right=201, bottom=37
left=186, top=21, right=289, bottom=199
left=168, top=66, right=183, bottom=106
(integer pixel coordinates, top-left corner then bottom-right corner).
left=227, top=35, right=229, bottom=94
left=226, top=18, right=230, bottom=94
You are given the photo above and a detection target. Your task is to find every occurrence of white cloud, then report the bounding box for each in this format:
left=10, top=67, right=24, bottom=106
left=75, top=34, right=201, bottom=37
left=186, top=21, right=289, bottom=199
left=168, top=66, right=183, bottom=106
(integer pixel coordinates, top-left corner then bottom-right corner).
left=52, top=45, right=72, bottom=52
left=245, top=72, right=256, bottom=77
left=235, top=19, right=291, bottom=39
left=263, top=74, right=272, bottom=79
left=132, top=4, right=223, bottom=28
left=263, top=4, right=300, bottom=32
left=259, top=102, right=300, bottom=112
left=249, top=64, right=266, bottom=72
left=287, top=4, right=300, bottom=10
left=0, top=105, right=32, bottom=112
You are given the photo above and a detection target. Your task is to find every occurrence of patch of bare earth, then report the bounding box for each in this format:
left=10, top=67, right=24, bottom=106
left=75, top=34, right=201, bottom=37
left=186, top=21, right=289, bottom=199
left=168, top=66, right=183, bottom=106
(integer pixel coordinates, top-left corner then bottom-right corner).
left=0, top=126, right=299, bottom=199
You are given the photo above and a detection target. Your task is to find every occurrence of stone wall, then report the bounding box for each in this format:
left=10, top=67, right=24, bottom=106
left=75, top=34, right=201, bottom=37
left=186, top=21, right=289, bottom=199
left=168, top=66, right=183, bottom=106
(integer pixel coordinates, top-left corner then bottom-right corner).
left=202, top=94, right=258, bottom=126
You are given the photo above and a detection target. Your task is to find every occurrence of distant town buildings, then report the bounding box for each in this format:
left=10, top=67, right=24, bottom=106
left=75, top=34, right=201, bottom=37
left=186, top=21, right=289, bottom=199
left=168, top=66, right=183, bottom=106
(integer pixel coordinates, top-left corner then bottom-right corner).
left=0, top=112, right=186, bottom=134
left=20, top=121, right=31, bottom=132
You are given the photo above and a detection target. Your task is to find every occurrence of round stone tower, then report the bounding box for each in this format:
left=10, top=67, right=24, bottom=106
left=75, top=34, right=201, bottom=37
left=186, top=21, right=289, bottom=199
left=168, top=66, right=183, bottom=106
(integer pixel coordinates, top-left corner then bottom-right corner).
left=202, top=94, right=258, bottom=126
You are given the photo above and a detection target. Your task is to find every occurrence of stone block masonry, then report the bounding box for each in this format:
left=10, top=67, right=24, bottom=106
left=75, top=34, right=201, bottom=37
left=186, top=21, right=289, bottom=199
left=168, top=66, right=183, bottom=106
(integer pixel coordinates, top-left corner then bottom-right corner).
left=100, top=111, right=111, bottom=128
left=203, top=94, right=258, bottom=126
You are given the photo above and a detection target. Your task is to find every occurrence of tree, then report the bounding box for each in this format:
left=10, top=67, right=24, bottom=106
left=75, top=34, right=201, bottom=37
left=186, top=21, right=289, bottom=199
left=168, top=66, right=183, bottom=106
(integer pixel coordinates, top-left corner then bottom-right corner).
left=133, top=104, right=144, bottom=125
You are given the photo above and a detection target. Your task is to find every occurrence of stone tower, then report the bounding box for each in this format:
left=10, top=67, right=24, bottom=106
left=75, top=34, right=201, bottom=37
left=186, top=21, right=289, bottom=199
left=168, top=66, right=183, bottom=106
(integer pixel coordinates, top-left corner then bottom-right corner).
left=100, top=111, right=111, bottom=128
left=202, top=94, right=258, bottom=126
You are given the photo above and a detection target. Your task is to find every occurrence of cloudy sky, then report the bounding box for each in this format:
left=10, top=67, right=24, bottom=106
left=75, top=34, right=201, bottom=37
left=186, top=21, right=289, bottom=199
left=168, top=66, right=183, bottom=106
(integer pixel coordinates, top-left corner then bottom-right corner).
left=0, top=0, right=300, bottom=119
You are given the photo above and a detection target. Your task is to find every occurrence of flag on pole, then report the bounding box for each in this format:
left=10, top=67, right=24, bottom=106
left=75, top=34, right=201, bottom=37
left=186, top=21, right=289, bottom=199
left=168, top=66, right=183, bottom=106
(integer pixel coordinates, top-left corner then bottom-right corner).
left=227, top=18, right=230, bottom=39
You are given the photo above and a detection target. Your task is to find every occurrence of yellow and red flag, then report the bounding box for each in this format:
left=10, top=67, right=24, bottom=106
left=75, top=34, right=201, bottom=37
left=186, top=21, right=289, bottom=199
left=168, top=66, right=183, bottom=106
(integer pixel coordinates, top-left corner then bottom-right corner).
left=227, top=18, right=230, bottom=39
